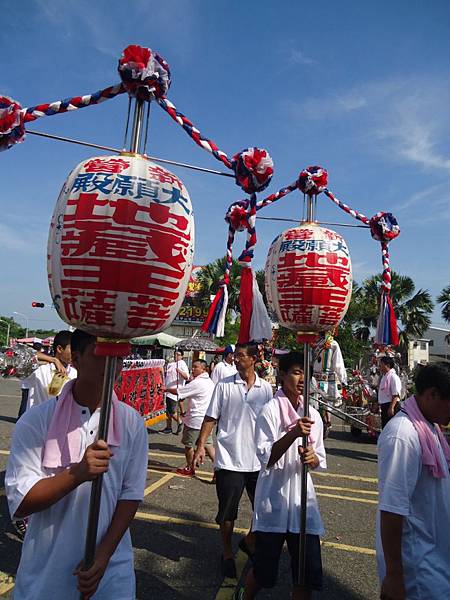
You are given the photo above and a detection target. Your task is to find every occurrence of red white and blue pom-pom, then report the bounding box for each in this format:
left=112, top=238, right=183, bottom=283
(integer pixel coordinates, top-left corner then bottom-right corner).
left=232, top=147, right=273, bottom=194
left=0, top=96, right=25, bottom=151
left=118, top=45, right=171, bottom=101
left=369, top=212, right=400, bottom=243
left=298, top=165, right=328, bottom=196
left=225, top=200, right=250, bottom=232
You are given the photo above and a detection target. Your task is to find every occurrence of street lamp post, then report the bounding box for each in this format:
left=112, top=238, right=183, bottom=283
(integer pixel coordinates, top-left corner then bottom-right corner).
left=13, top=312, right=29, bottom=338
left=0, top=319, right=11, bottom=346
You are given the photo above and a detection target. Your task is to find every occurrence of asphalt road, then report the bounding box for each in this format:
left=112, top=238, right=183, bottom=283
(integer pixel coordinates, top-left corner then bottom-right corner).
left=0, top=377, right=380, bottom=599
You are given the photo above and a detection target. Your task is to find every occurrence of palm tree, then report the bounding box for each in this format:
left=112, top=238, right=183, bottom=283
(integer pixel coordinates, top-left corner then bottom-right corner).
left=357, top=271, right=434, bottom=358
left=437, top=285, right=450, bottom=324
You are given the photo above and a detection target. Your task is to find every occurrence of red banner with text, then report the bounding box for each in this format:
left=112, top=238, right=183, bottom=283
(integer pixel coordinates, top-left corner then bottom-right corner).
left=114, top=359, right=165, bottom=426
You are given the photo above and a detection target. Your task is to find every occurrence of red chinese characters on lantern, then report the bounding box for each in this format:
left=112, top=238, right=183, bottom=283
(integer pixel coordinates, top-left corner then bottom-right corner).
left=48, top=155, right=195, bottom=339
left=265, top=224, right=352, bottom=334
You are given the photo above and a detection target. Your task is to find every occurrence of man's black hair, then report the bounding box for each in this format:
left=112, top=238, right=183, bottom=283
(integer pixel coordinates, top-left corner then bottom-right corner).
left=415, top=362, right=450, bottom=398
left=279, top=351, right=305, bottom=373
left=175, top=349, right=184, bottom=357
left=193, top=359, right=208, bottom=369
left=380, top=356, right=395, bottom=369
left=53, top=330, right=72, bottom=355
left=235, top=343, right=259, bottom=359
left=70, top=329, right=96, bottom=354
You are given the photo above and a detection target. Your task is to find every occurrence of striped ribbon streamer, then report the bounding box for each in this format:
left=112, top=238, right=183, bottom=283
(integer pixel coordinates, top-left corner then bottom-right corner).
left=323, top=189, right=370, bottom=225
left=157, top=96, right=232, bottom=170
left=22, top=84, right=126, bottom=122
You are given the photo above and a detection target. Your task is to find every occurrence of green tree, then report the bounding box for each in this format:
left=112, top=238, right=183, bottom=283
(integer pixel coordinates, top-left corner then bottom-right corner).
left=0, top=316, right=26, bottom=346
left=437, top=285, right=450, bottom=324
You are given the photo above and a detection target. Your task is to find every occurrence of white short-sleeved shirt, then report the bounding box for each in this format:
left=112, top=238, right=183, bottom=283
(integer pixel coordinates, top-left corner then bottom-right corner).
left=210, top=360, right=237, bottom=384
left=21, top=363, right=77, bottom=409
left=5, top=396, right=148, bottom=600
left=165, top=360, right=189, bottom=400
left=252, top=398, right=326, bottom=535
left=177, top=372, right=215, bottom=429
left=376, top=411, right=450, bottom=599
left=206, top=373, right=273, bottom=472
left=378, top=369, right=402, bottom=405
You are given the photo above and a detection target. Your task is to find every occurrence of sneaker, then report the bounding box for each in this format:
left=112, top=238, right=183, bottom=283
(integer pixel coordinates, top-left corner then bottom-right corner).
left=221, top=556, right=237, bottom=579
left=175, top=466, right=195, bottom=477
left=158, top=427, right=172, bottom=435
left=13, top=519, right=27, bottom=540
left=175, top=422, right=183, bottom=435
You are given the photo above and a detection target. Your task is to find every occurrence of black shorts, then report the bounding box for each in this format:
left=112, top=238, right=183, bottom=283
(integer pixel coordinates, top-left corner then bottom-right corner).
left=215, top=469, right=259, bottom=524
left=253, top=531, right=323, bottom=590
left=165, top=396, right=178, bottom=417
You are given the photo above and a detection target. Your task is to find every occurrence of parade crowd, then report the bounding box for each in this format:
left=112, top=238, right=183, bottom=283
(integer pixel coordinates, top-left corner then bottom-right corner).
left=4, top=331, right=450, bottom=599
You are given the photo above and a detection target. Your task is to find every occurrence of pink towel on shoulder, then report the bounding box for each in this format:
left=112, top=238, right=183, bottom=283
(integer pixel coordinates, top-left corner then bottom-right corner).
left=403, top=395, right=450, bottom=479
left=42, top=379, right=121, bottom=469
left=274, top=389, right=314, bottom=443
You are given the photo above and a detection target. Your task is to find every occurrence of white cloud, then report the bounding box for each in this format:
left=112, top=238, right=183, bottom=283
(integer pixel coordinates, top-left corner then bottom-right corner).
left=290, top=77, right=450, bottom=172
left=288, top=48, right=317, bottom=66
left=0, top=223, right=36, bottom=252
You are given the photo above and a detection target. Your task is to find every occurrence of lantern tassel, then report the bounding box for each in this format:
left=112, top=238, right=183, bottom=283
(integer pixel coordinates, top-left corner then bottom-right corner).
left=201, top=285, right=228, bottom=337
left=250, top=270, right=272, bottom=342
left=238, top=266, right=254, bottom=344
left=375, top=293, right=399, bottom=346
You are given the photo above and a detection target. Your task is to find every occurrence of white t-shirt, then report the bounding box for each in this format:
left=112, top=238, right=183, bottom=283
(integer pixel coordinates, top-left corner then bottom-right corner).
left=211, top=360, right=237, bottom=384
left=164, top=360, right=189, bottom=400
left=21, top=363, right=77, bottom=409
left=378, top=369, right=402, bottom=405
left=206, top=373, right=273, bottom=472
left=252, top=398, right=326, bottom=535
left=5, top=396, right=148, bottom=600
left=376, top=411, right=450, bottom=599
left=177, top=372, right=215, bottom=429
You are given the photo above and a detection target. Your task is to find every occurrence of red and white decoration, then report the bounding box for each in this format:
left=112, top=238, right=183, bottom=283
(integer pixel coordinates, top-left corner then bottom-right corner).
left=265, top=223, right=352, bottom=342
left=48, top=154, right=194, bottom=341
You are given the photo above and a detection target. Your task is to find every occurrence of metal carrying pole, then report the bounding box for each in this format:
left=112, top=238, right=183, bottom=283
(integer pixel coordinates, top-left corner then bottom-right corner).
left=81, top=98, right=145, bottom=590
left=82, top=357, right=117, bottom=571
left=298, top=195, right=315, bottom=587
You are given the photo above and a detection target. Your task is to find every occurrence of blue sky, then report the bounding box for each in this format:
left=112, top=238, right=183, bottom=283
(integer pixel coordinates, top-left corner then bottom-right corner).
left=1, top=0, right=449, bottom=333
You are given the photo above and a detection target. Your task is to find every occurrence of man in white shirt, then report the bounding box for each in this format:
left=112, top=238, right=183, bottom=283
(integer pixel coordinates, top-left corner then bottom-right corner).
left=19, top=330, right=77, bottom=417
left=160, top=349, right=190, bottom=435
left=194, top=343, right=273, bottom=578
left=5, top=329, right=148, bottom=599
left=165, top=359, right=215, bottom=477
left=242, top=351, right=326, bottom=599
left=378, top=356, right=402, bottom=429
left=377, top=362, right=450, bottom=600
left=211, top=345, right=237, bottom=384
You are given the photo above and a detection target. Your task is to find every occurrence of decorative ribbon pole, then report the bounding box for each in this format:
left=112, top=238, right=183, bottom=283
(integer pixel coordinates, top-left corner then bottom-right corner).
left=297, top=194, right=315, bottom=588
left=81, top=98, right=146, bottom=586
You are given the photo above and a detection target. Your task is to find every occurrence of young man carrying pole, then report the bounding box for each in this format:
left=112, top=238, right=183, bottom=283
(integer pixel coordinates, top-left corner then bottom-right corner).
left=241, top=351, right=326, bottom=599
left=5, top=330, right=148, bottom=599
